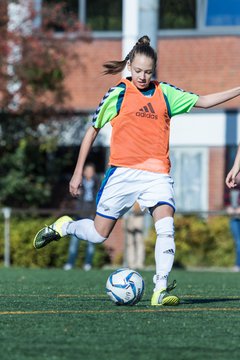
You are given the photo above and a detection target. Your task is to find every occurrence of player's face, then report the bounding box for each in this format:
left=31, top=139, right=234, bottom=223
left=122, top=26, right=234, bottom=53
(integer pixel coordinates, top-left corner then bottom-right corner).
left=83, top=165, right=95, bottom=180
left=127, top=54, right=154, bottom=90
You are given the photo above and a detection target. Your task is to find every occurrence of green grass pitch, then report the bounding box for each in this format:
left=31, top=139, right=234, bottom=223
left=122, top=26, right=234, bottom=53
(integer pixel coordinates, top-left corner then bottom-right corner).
left=0, top=268, right=239, bottom=360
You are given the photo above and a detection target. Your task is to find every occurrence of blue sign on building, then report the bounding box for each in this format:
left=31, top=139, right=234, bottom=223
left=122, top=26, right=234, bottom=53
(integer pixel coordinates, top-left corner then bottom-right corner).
left=206, top=0, right=240, bottom=26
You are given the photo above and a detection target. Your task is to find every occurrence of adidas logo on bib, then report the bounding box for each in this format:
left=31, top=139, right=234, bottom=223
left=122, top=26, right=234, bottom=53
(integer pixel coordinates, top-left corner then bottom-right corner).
left=136, top=102, right=158, bottom=119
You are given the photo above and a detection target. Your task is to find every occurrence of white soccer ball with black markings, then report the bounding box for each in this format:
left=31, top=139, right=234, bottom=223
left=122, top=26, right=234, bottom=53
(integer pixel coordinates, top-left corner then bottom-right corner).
left=106, top=268, right=144, bottom=305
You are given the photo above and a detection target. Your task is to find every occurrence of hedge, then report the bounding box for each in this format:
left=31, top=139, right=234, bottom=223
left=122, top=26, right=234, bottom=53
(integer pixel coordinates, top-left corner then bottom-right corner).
left=0, top=216, right=110, bottom=268
left=0, top=214, right=236, bottom=268
left=145, top=215, right=236, bottom=268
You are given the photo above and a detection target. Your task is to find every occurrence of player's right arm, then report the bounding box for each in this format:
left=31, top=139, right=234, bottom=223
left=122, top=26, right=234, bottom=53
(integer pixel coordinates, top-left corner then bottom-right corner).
left=70, top=126, right=100, bottom=197
left=226, top=145, right=240, bottom=188
left=92, top=84, right=125, bottom=128
left=69, top=84, right=125, bottom=197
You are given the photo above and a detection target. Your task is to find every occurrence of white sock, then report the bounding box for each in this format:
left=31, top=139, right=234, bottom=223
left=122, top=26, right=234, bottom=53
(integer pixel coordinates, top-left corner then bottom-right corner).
left=154, top=217, right=175, bottom=291
left=62, top=219, right=106, bottom=244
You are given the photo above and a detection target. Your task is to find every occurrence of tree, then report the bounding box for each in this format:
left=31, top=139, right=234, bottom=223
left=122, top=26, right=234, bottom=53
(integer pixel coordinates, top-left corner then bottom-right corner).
left=0, top=0, right=91, bottom=208
left=0, top=0, right=90, bottom=114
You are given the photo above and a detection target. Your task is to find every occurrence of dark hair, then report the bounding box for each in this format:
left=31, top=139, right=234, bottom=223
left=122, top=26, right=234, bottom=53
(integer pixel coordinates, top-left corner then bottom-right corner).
left=102, top=35, right=157, bottom=75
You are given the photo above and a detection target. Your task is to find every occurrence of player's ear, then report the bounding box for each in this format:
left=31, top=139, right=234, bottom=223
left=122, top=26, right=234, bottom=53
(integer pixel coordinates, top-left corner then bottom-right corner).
left=127, top=60, right=131, bottom=72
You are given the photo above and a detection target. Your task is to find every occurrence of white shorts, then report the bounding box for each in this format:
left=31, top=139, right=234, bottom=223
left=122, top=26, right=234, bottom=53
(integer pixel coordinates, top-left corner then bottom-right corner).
left=96, top=167, right=175, bottom=220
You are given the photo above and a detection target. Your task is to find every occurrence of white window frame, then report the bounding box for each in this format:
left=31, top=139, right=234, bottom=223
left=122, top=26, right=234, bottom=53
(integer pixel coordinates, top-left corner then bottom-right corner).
left=170, top=146, right=209, bottom=212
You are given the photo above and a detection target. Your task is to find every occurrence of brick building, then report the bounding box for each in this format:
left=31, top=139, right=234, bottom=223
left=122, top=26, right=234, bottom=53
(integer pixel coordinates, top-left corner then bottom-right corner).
left=5, top=0, right=240, bottom=262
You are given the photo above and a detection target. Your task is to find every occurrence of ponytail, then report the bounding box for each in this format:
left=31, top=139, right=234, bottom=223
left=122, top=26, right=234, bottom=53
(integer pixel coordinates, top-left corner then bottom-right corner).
left=102, top=35, right=157, bottom=75
left=102, top=59, right=128, bottom=75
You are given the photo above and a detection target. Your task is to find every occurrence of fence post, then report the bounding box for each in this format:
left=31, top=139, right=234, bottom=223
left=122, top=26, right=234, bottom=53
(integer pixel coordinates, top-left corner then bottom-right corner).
left=2, top=207, right=11, bottom=267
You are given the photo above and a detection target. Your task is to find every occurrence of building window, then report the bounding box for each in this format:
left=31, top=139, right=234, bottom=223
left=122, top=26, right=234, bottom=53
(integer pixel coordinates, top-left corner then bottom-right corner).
left=42, top=0, right=122, bottom=31
left=170, top=147, right=208, bottom=212
left=41, top=0, right=80, bottom=32
left=40, top=0, right=240, bottom=34
left=159, top=0, right=196, bottom=29
left=87, top=0, right=122, bottom=31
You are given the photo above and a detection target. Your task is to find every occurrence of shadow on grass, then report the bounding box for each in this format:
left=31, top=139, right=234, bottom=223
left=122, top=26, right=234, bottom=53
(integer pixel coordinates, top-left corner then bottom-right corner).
left=180, top=297, right=240, bottom=305
left=135, top=297, right=240, bottom=307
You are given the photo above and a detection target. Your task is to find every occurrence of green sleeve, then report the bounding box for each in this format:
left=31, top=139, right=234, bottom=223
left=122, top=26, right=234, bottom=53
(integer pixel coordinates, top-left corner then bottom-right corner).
left=92, top=86, right=125, bottom=128
left=160, top=82, right=199, bottom=117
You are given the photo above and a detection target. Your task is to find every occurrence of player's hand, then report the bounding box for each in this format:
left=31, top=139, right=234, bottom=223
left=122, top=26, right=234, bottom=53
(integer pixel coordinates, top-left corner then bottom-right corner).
left=225, top=168, right=239, bottom=188
left=69, top=174, right=82, bottom=197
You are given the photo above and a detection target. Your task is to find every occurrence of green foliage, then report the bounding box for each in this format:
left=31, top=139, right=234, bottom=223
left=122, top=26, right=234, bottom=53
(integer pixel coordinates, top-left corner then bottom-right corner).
left=0, top=214, right=235, bottom=269
left=0, top=138, right=51, bottom=206
left=0, top=115, right=76, bottom=208
left=0, top=139, right=46, bottom=207
left=145, top=215, right=235, bottom=268
left=22, top=61, right=64, bottom=92
left=0, top=215, right=110, bottom=268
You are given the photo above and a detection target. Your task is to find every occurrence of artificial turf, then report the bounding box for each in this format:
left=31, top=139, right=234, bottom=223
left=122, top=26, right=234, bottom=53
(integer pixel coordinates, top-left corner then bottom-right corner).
left=0, top=268, right=239, bottom=360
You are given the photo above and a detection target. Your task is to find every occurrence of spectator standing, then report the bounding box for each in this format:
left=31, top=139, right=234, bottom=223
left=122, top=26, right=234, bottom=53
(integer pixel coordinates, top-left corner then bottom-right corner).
left=226, top=189, right=240, bottom=272
left=124, top=202, right=145, bottom=270
left=63, top=163, right=100, bottom=270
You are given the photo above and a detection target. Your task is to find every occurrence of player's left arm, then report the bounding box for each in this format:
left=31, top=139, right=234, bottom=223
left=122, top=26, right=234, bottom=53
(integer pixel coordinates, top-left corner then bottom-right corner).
left=159, top=82, right=199, bottom=116
left=195, top=87, right=240, bottom=108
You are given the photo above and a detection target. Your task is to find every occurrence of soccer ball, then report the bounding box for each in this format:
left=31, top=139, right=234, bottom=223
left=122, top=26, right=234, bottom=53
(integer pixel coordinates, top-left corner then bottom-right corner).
left=106, top=268, right=144, bottom=306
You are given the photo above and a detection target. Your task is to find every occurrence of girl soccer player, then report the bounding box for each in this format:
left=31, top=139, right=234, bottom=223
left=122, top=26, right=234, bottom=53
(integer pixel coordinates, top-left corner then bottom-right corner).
left=34, top=35, right=240, bottom=306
